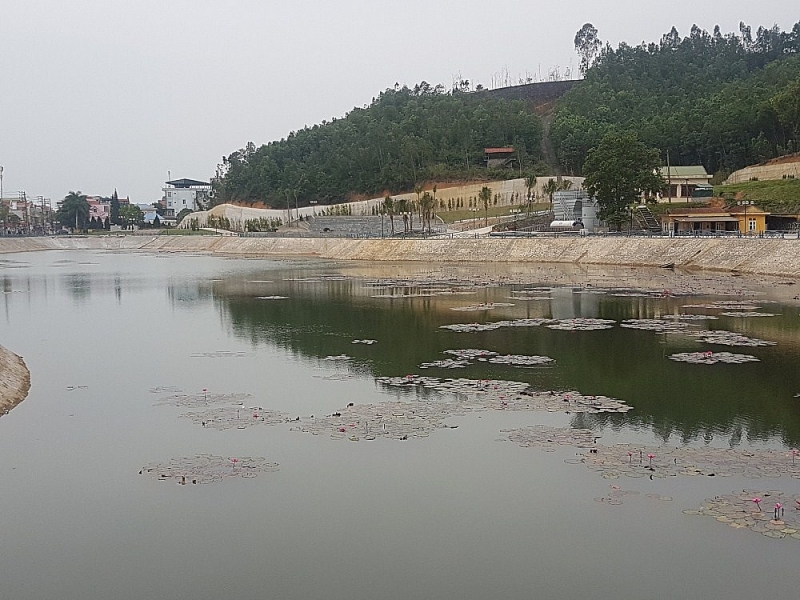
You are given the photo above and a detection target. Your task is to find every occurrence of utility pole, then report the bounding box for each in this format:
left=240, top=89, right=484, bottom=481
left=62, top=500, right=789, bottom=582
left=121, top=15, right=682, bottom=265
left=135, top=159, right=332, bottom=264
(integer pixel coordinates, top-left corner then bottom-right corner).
left=666, top=151, right=672, bottom=204
left=21, top=191, right=30, bottom=234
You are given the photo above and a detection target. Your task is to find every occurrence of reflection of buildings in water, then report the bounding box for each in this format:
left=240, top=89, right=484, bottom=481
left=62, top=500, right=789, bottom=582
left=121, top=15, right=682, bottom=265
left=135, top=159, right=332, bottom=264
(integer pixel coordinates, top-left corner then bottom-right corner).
left=65, top=273, right=91, bottom=305
left=549, top=287, right=599, bottom=320
left=167, top=282, right=215, bottom=308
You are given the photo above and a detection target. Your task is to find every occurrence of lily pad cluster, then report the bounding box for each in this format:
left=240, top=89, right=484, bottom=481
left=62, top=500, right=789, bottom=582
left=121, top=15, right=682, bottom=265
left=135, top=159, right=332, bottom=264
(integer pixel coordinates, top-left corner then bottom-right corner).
left=478, top=354, right=555, bottom=367
left=140, top=454, right=280, bottom=485
left=546, top=318, right=616, bottom=331
left=620, top=319, right=698, bottom=333
left=686, top=490, right=800, bottom=539
left=668, top=351, right=760, bottom=365
left=450, top=302, right=515, bottom=312
left=419, top=358, right=471, bottom=369
left=682, top=301, right=763, bottom=311
left=190, top=351, right=249, bottom=358
left=377, top=375, right=632, bottom=414
left=688, top=330, right=776, bottom=347
left=504, top=428, right=800, bottom=481
left=290, top=400, right=457, bottom=441
left=503, top=425, right=599, bottom=449
left=660, top=314, right=719, bottom=321
left=156, top=391, right=252, bottom=408
left=183, top=406, right=289, bottom=431
left=421, top=349, right=554, bottom=369
left=440, top=318, right=554, bottom=333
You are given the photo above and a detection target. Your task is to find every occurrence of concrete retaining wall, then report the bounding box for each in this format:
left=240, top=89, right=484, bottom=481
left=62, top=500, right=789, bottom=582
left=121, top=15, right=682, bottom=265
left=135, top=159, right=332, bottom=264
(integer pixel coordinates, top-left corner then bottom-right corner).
left=724, top=161, right=800, bottom=184
left=2, top=235, right=800, bottom=277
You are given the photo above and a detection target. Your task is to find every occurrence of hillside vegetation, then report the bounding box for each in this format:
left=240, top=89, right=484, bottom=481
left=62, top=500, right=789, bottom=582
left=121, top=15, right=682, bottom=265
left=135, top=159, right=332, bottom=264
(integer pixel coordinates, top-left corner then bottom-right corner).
left=715, top=179, right=800, bottom=213
left=216, top=21, right=799, bottom=210
left=217, top=84, right=543, bottom=207
left=552, top=22, right=800, bottom=177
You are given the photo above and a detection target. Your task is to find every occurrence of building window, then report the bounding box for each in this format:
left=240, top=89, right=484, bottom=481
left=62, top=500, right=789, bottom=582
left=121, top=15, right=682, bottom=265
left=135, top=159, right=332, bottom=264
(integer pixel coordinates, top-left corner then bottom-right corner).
left=748, top=218, right=757, bottom=232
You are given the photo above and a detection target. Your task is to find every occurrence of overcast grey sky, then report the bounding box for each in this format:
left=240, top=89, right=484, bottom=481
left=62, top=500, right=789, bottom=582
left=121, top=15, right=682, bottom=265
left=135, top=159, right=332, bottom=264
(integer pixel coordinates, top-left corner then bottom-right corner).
left=0, top=1, right=796, bottom=204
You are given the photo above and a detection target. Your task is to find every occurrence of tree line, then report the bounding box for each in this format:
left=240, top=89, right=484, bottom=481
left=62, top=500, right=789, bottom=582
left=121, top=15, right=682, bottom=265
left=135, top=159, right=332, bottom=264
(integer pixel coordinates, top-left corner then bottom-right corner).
left=215, top=84, right=544, bottom=208
left=554, top=21, right=800, bottom=178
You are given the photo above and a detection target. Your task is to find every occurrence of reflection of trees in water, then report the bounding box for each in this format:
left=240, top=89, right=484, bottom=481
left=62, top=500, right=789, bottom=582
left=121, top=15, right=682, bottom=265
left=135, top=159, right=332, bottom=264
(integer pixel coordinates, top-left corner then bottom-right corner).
left=211, top=278, right=800, bottom=448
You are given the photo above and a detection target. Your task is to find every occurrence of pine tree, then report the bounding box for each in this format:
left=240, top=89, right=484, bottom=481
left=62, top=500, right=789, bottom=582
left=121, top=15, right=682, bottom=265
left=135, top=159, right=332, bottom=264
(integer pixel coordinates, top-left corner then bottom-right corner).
left=110, top=190, right=120, bottom=225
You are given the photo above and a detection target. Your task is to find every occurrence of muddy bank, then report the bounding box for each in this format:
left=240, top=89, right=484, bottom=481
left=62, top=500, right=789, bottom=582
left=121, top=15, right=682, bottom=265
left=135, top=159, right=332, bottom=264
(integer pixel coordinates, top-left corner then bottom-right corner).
left=2, top=235, right=800, bottom=278
left=0, top=345, right=31, bottom=416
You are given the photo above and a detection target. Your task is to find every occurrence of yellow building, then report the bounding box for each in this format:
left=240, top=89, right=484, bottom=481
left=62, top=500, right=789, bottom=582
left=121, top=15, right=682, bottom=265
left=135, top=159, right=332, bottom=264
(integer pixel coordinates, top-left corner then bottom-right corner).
left=662, top=205, right=769, bottom=234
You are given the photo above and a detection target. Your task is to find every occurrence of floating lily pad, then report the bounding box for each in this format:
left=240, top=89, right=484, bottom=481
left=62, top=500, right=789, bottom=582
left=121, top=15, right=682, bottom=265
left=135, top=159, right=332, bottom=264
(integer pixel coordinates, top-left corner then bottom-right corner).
left=140, top=455, right=279, bottom=485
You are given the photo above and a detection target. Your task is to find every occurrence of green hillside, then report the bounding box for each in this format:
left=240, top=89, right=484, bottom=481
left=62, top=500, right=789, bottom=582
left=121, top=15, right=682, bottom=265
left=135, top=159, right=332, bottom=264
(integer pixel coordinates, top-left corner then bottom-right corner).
left=216, top=85, right=543, bottom=207
left=552, top=22, right=800, bottom=177
left=715, top=179, right=800, bottom=213
left=216, top=21, right=799, bottom=209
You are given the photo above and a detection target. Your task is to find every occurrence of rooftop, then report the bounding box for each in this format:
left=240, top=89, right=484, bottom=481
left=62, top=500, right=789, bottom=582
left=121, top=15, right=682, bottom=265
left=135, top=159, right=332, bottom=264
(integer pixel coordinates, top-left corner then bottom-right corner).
left=484, top=147, right=515, bottom=154
left=659, top=166, right=711, bottom=179
left=166, top=178, right=210, bottom=188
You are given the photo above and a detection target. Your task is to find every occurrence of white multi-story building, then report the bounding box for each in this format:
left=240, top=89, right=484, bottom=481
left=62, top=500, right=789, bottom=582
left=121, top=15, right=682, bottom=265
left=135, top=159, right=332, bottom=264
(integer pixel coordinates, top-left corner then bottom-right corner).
left=162, top=178, right=211, bottom=216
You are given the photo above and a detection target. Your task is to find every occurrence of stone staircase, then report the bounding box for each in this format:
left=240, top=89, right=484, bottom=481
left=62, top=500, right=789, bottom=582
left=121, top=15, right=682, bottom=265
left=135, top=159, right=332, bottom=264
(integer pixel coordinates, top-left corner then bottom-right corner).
left=636, top=205, right=662, bottom=232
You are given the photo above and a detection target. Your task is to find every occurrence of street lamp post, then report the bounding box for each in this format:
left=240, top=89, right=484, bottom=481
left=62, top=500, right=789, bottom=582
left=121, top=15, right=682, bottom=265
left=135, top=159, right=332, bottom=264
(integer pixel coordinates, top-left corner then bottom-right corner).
left=738, top=200, right=753, bottom=236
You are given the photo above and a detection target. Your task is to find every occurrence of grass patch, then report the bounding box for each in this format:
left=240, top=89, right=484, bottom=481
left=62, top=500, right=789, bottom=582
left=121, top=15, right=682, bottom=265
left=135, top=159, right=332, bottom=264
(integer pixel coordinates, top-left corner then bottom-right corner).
left=715, top=179, right=800, bottom=213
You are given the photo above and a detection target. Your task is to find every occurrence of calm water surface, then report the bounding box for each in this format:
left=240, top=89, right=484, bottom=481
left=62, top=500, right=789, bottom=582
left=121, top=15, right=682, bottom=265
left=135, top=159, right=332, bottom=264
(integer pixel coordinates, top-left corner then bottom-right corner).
left=1, top=250, right=799, bottom=600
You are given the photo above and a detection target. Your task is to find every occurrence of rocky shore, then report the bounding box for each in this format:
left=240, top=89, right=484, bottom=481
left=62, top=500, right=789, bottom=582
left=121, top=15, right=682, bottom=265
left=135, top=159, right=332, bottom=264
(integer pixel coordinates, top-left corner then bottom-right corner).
left=0, top=345, right=31, bottom=416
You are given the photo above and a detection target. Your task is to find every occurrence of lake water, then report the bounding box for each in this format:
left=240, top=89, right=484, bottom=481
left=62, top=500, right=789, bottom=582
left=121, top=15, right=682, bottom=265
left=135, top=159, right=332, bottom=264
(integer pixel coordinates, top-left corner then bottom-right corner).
left=1, top=250, right=799, bottom=600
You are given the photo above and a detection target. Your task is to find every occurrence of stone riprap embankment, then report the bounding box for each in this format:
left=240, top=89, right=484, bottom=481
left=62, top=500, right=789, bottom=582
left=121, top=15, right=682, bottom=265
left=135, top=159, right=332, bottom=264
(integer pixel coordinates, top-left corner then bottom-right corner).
left=2, top=235, right=800, bottom=277
left=0, top=345, right=31, bottom=416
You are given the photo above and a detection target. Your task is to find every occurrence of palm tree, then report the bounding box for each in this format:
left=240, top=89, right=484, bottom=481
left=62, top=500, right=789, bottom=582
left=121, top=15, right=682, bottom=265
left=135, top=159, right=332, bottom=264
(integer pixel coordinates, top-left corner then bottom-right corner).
left=412, top=184, right=424, bottom=231
left=419, top=192, right=435, bottom=233
left=56, top=191, right=90, bottom=231
left=478, top=186, right=492, bottom=228
left=382, top=194, right=395, bottom=235
left=524, top=174, right=537, bottom=217
left=395, top=197, right=409, bottom=233
left=543, top=179, right=559, bottom=215
left=559, top=179, right=573, bottom=191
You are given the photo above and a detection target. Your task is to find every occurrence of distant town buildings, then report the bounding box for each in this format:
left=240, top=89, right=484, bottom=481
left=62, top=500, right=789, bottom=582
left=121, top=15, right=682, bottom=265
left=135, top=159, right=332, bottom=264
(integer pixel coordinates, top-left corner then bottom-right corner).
left=1, top=194, right=55, bottom=234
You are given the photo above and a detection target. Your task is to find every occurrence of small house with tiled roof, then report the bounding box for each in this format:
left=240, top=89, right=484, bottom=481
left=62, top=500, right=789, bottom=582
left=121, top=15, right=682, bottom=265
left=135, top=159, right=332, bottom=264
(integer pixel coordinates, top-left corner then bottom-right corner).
left=484, top=147, right=516, bottom=169
left=658, top=166, right=713, bottom=200
left=661, top=204, right=769, bottom=235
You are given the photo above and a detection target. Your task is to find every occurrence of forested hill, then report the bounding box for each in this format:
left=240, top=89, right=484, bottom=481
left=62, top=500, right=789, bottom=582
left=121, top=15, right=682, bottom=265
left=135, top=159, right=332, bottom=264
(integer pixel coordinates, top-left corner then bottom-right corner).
left=552, top=22, right=800, bottom=178
left=217, top=85, right=543, bottom=207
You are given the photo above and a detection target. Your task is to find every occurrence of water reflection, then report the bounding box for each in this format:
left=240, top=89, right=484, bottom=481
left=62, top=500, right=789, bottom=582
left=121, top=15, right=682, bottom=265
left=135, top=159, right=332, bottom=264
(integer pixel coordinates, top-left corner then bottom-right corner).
left=206, top=273, right=800, bottom=447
